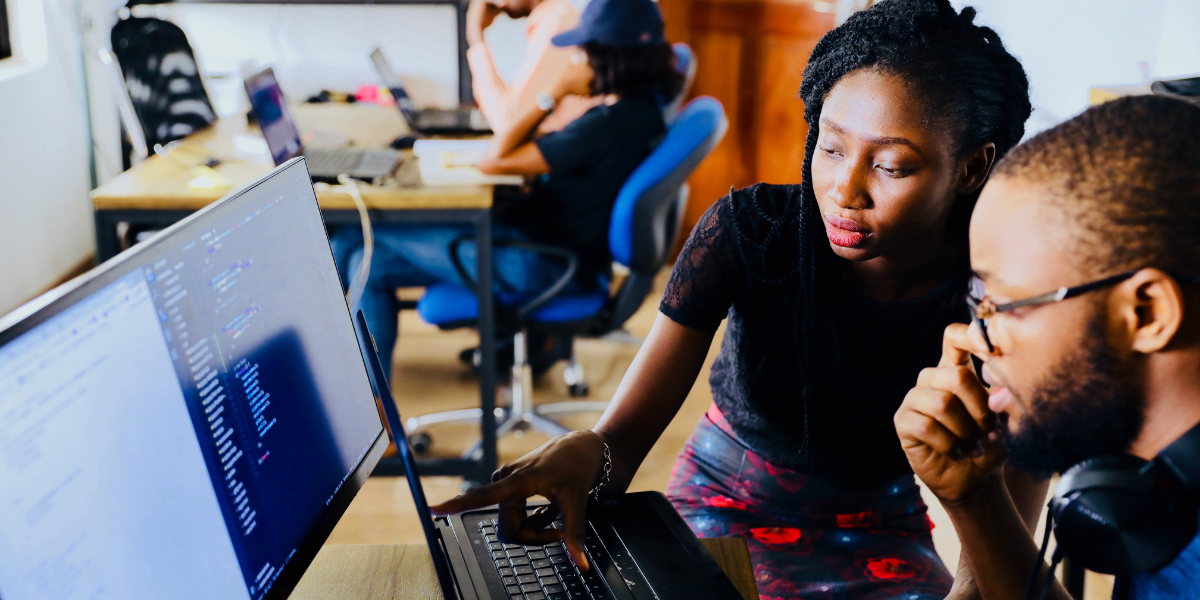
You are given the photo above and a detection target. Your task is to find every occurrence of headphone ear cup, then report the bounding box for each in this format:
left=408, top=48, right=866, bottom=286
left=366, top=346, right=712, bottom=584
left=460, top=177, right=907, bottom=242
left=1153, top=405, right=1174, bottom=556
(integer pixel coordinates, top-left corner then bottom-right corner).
left=1052, top=455, right=1198, bottom=575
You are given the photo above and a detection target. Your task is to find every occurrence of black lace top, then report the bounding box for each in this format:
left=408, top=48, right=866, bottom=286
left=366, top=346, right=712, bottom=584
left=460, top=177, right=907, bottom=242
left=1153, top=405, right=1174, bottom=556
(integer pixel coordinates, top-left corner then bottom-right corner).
left=661, top=183, right=970, bottom=488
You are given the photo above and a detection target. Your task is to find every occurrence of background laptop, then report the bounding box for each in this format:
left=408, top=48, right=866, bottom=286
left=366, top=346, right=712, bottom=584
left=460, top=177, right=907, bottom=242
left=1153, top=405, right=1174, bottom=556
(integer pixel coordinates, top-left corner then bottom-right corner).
left=244, top=68, right=402, bottom=182
left=370, top=48, right=492, bottom=136
left=0, top=159, right=387, bottom=600
left=353, top=310, right=745, bottom=600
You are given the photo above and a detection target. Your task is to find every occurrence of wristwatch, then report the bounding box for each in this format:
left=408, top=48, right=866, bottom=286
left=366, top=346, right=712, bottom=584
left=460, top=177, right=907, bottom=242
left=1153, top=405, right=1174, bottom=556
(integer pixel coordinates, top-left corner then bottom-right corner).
left=536, top=92, right=558, bottom=112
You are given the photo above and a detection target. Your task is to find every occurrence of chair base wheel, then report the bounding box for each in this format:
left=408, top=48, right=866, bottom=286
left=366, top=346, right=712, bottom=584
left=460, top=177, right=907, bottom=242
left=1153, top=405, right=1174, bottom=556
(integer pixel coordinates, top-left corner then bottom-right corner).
left=568, top=382, right=590, bottom=397
left=410, top=432, right=433, bottom=455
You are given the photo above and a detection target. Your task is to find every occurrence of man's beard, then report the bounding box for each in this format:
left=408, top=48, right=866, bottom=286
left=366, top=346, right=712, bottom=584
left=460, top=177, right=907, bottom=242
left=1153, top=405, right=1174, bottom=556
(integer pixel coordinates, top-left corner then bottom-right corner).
left=998, top=313, right=1146, bottom=478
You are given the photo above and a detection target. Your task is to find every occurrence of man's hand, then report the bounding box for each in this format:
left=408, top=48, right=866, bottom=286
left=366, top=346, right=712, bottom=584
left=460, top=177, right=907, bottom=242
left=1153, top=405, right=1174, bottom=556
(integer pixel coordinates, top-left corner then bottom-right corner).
left=550, top=53, right=595, bottom=99
left=466, top=1, right=503, bottom=48
left=895, top=323, right=1003, bottom=502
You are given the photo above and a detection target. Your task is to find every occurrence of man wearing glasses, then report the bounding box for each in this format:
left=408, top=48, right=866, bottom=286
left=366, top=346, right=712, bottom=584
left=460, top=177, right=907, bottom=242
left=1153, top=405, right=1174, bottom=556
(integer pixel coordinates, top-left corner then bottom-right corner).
left=895, top=95, right=1200, bottom=599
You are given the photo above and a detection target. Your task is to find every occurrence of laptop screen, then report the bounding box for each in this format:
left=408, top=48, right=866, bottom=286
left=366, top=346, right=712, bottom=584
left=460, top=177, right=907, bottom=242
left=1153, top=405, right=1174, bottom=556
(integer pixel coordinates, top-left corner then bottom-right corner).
left=0, top=160, right=386, bottom=600
left=245, top=68, right=303, bottom=166
left=369, top=48, right=418, bottom=124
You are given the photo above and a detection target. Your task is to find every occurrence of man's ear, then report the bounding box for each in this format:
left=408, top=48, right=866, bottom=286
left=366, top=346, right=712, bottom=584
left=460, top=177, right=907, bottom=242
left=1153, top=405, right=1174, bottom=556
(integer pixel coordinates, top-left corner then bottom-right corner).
left=1120, top=268, right=1186, bottom=354
left=955, top=142, right=997, bottom=195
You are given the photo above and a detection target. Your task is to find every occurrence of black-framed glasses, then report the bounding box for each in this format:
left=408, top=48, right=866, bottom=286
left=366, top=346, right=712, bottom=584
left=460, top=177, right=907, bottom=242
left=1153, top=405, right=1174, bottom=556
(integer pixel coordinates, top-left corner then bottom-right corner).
left=966, top=270, right=1140, bottom=353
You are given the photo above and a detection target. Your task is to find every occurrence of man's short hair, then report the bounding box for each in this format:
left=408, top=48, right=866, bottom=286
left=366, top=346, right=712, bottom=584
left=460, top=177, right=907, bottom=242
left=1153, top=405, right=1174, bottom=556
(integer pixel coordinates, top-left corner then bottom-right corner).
left=993, top=95, right=1200, bottom=276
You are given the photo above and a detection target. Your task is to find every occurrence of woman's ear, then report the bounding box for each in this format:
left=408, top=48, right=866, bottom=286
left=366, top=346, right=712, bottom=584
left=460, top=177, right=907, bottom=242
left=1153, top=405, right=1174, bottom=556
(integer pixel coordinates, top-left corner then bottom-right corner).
left=955, top=142, right=997, bottom=195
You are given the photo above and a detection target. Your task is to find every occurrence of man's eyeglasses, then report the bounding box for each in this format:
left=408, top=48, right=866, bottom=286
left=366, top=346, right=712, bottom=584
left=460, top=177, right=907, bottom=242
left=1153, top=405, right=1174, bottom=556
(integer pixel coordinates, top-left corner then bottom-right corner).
left=966, top=271, right=1141, bottom=353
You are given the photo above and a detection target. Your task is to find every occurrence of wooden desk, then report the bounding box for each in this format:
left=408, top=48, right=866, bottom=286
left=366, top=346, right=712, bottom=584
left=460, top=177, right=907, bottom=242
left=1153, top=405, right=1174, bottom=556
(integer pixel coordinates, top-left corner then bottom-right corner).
left=90, top=104, right=501, bottom=484
left=293, top=538, right=759, bottom=600
left=90, top=104, right=493, bottom=255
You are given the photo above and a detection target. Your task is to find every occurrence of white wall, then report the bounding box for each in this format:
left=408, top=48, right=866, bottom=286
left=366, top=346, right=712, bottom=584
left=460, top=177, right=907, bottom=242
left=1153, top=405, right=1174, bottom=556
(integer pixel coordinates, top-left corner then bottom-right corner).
left=146, top=3, right=461, bottom=108
left=0, top=0, right=96, bottom=315
left=77, top=2, right=534, bottom=189
left=955, top=0, right=1200, bottom=137
left=1155, top=0, right=1200, bottom=79
left=122, top=3, right=535, bottom=112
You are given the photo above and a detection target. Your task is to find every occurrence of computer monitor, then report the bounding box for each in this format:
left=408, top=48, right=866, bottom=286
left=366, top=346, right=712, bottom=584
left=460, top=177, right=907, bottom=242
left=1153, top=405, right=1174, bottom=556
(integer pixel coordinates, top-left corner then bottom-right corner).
left=0, top=159, right=388, bottom=600
left=245, top=68, right=304, bottom=166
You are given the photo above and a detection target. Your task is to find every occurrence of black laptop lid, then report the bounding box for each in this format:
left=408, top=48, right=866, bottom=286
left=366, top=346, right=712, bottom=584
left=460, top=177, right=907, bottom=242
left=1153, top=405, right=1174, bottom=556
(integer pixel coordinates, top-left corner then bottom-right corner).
left=0, top=159, right=386, bottom=600
left=351, top=309, right=459, bottom=599
left=245, top=68, right=304, bottom=166
left=369, top=48, right=419, bottom=126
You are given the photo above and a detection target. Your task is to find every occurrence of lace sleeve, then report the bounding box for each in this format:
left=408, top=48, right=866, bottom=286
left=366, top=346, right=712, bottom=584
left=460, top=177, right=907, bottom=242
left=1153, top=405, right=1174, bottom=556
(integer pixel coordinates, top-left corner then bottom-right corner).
left=659, top=196, right=742, bottom=332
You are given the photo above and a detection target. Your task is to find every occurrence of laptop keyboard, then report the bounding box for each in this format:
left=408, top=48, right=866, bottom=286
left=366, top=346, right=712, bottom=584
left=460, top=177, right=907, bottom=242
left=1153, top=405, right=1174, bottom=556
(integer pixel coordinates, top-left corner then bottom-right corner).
left=418, top=110, right=469, bottom=129
left=475, top=518, right=614, bottom=600
left=304, top=149, right=401, bottom=179
left=305, top=149, right=363, bottom=174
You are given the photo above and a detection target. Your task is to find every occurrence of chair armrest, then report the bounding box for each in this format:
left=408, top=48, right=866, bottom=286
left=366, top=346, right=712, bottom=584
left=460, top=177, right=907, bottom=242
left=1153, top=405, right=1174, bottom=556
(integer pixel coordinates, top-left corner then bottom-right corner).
left=447, top=236, right=580, bottom=321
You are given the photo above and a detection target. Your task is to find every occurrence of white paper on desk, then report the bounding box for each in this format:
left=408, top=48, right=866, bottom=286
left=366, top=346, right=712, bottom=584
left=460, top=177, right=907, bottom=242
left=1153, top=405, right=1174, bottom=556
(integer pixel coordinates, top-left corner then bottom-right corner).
left=412, top=139, right=525, bottom=186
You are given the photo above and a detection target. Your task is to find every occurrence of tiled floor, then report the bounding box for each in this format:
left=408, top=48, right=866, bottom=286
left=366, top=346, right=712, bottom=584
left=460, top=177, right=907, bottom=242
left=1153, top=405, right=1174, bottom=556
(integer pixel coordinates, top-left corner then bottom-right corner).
left=325, top=271, right=1113, bottom=599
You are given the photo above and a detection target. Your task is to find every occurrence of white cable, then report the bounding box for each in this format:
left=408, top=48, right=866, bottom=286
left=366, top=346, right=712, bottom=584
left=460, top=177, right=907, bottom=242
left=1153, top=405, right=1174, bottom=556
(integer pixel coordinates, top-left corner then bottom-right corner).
left=337, top=174, right=374, bottom=313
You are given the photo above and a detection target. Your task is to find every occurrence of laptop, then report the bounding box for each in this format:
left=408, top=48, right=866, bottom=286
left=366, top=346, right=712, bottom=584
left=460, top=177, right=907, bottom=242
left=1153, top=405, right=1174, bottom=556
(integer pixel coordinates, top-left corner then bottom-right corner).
left=244, top=67, right=402, bottom=182
left=370, top=48, right=492, bottom=136
left=353, top=311, right=745, bottom=600
left=0, top=159, right=388, bottom=599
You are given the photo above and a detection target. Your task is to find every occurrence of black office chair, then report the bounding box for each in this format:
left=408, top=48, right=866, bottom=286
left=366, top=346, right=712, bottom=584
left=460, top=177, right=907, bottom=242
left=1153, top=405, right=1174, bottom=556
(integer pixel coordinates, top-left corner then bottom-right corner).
left=108, top=14, right=216, bottom=164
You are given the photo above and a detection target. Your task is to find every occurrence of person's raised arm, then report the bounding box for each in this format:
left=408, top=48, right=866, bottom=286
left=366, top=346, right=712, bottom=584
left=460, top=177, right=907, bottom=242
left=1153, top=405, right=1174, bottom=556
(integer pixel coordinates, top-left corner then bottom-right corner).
left=895, top=324, right=1067, bottom=600
left=465, top=1, right=508, bottom=126
left=477, top=57, right=593, bottom=176
left=430, top=314, right=714, bottom=571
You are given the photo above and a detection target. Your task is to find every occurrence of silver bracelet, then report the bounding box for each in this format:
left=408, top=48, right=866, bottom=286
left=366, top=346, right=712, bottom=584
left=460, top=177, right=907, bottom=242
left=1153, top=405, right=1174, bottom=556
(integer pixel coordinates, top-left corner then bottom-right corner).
left=589, top=441, right=612, bottom=502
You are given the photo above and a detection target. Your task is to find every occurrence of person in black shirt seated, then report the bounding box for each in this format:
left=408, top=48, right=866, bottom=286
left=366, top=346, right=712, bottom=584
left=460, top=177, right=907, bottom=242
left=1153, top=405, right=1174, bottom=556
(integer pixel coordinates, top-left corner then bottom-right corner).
left=432, top=2, right=1045, bottom=598
left=331, top=0, right=683, bottom=374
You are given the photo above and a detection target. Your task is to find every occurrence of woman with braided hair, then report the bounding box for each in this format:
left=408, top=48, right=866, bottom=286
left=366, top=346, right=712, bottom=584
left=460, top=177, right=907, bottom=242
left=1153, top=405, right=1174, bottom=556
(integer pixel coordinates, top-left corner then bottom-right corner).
left=435, top=1, right=1042, bottom=597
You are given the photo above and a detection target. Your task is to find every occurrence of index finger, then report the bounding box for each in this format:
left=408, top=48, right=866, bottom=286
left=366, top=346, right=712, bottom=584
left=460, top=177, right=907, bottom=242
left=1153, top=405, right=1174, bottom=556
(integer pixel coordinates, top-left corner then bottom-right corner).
left=559, top=490, right=591, bottom=572
left=938, top=323, right=978, bottom=367
left=430, top=478, right=523, bottom=515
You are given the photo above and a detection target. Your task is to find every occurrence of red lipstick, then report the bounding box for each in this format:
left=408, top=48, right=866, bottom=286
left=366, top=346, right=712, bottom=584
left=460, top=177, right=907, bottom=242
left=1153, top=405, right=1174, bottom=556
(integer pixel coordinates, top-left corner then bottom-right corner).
left=824, top=214, right=870, bottom=248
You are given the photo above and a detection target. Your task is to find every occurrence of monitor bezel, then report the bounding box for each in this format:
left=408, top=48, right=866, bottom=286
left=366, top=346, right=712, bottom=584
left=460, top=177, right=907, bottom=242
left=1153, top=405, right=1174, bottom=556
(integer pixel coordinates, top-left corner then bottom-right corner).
left=0, top=158, right=389, bottom=600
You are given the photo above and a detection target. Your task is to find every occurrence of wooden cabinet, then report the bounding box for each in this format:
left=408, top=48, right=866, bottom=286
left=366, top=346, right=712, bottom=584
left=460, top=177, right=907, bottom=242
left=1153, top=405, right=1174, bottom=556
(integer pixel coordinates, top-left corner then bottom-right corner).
left=661, top=0, right=836, bottom=237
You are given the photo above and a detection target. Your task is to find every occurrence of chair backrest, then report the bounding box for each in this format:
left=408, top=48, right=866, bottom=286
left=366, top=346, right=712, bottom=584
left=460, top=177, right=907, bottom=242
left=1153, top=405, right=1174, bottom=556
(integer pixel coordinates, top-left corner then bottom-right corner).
left=662, top=43, right=697, bottom=122
left=609, top=96, right=727, bottom=273
left=110, top=17, right=216, bottom=151
left=592, top=96, right=726, bottom=334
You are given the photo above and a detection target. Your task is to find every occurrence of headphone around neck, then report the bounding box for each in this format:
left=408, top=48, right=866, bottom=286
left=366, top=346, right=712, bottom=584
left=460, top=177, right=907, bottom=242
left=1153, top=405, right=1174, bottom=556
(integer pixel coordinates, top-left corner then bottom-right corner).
left=1049, top=420, right=1200, bottom=576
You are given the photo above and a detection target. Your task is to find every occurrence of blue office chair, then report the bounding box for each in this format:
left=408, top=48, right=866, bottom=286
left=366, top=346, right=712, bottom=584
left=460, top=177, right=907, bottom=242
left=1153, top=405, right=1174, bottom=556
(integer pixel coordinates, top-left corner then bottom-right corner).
left=407, top=97, right=728, bottom=457
left=664, top=43, right=698, bottom=122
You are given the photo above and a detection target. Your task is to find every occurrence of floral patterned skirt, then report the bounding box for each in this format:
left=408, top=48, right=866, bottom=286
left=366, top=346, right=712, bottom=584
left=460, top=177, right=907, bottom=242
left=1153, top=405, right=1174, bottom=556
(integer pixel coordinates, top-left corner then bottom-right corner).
left=666, top=405, right=953, bottom=600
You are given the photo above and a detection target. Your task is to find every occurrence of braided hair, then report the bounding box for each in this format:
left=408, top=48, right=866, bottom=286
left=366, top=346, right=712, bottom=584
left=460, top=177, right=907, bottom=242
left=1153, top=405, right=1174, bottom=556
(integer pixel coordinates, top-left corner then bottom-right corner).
left=792, top=0, right=1031, bottom=465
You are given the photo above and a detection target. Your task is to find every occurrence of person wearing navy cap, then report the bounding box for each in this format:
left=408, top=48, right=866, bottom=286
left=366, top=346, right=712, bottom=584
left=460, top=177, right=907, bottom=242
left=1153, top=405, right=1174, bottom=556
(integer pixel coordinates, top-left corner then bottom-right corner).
left=332, top=0, right=684, bottom=378
left=548, top=0, right=668, bottom=47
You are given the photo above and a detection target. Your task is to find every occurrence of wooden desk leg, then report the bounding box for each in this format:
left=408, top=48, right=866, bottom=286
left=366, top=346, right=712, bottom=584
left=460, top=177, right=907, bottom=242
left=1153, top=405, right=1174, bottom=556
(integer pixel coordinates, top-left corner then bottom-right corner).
left=94, top=210, right=122, bottom=262
left=474, top=211, right=498, bottom=483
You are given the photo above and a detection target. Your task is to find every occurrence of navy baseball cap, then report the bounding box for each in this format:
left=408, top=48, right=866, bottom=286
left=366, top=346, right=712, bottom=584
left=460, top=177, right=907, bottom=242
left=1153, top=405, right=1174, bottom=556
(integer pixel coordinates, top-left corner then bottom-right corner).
left=551, top=0, right=666, bottom=47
